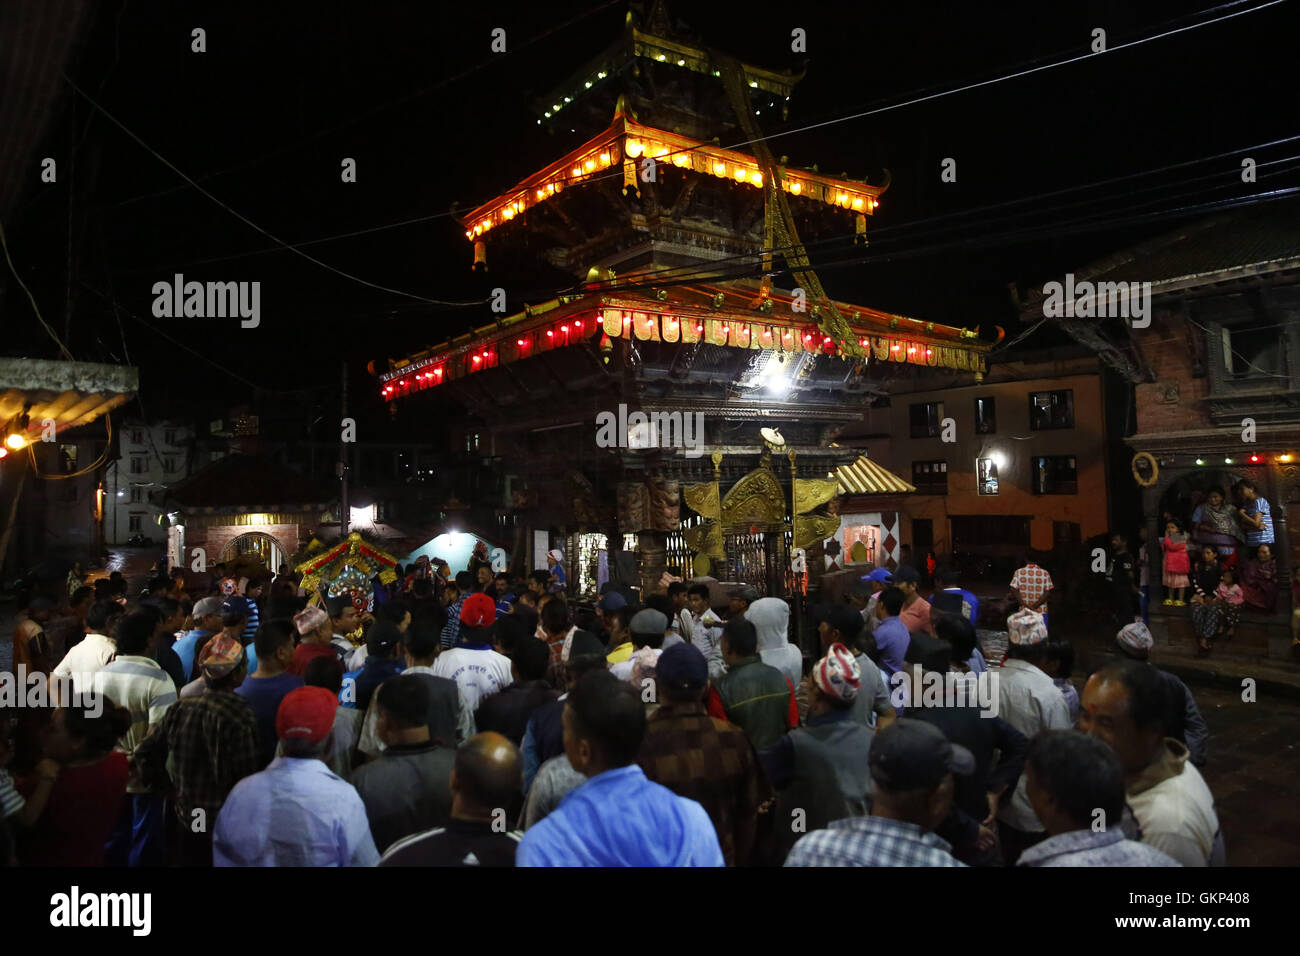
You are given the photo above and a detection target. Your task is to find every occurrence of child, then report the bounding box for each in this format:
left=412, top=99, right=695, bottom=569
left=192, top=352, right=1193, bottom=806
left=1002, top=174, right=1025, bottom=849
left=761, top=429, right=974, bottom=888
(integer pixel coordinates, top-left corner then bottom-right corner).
left=1215, top=568, right=1244, bottom=641
left=1161, top=519, right=1191, bottom=606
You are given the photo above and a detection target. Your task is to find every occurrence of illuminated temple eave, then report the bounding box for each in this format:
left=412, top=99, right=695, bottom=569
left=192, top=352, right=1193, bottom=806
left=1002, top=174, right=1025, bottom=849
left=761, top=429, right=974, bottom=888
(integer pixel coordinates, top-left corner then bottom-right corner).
left=377, top=286, right=995, bottom=399
left=457, top=114, right=885, bottom=241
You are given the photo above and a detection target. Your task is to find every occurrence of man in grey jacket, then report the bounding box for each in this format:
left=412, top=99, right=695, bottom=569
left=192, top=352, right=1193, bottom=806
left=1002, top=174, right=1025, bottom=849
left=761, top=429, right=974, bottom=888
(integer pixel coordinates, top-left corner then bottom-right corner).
left=351, top=674, right=455, bottom=854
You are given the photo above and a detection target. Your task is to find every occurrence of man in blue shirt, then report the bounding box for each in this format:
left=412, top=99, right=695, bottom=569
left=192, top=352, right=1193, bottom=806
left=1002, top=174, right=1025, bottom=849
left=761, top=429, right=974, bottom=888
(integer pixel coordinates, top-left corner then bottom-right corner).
left=214, top=686, right=379, bottom=867
left=929, top=567, right=981, bottom=628
left=871, top=586, right=911, bottom=680
left=235, top=619, right=305, bottom=766
left=175, top=596, right=223, bottom=683
left=517, top=670, right=723, bottom=866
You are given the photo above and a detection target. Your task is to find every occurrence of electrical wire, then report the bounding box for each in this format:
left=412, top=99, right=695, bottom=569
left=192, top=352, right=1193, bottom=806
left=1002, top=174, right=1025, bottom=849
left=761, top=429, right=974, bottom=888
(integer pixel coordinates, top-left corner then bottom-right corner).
left=60, top=71, right=489, bottom=307
left=26, top=413, right=114, bottom=479
left=100, top=0, right=624, bottom=210
left=0, top=218, right=76, bottom=361
left=89, top=3, right=1289, bottom=278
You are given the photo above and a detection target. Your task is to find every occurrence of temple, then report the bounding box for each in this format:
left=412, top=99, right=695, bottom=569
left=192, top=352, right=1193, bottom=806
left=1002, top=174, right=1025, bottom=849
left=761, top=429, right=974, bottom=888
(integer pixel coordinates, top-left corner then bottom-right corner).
left=373, top=2, right=997, bottom=604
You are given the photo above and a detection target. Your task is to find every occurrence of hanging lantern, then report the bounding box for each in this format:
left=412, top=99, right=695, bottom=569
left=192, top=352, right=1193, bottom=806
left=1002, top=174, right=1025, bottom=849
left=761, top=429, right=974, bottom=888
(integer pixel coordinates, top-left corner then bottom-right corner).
left=599, top=332, right=614, bottom=365
left=472, top=241, right=487, bottom=272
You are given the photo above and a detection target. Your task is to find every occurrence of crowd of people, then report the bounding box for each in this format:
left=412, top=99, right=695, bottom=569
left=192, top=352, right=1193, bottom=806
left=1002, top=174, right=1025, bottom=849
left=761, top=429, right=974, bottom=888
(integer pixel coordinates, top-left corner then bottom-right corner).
left=0, top=528, right=1271, bottom=867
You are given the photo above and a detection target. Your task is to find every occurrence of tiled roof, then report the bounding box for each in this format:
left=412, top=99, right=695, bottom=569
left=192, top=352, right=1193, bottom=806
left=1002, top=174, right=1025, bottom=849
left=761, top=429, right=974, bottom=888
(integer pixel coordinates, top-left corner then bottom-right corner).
left=836, top=456, right=915, bottom=495
left=168, top=454, right=332, bottom=509
left=1023, top=197, right=1300, bottom=311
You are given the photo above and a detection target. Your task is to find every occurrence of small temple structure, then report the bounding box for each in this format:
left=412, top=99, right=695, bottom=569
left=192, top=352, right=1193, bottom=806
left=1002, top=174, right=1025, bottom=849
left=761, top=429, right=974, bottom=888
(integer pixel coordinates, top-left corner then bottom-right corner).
left=373, top=2, right=995, bottom=599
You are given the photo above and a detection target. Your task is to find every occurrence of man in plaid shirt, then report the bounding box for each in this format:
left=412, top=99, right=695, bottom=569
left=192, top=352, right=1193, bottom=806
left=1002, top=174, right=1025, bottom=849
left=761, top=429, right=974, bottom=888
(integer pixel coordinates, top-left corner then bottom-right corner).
left=441, top=573, right=472, bottom=649
left=785, top=719, right=971, bottom=867
left=135, top=636, right=262, bottom=866
left=637, top=643, right=770, bottom=866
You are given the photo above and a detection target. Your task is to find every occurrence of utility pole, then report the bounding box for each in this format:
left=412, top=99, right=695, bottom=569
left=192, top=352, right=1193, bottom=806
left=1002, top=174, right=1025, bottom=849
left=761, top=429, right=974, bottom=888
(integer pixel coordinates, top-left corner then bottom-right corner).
left=340, top=362, right=350, bottom=535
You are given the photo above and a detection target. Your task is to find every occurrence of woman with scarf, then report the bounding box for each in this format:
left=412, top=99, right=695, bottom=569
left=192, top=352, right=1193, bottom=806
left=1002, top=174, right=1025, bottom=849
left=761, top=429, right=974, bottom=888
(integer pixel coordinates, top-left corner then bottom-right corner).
left=1239, top=543, right=1279, bottom=613
left=1191, top=486, right=1243, bottom=567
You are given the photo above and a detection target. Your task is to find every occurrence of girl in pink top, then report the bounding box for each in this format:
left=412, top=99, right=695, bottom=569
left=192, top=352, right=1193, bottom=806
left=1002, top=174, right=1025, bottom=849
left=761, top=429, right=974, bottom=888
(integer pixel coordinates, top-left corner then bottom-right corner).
left=1215, top=568, right=1244, bottom=640
left=1161, top=519, right=1191, bottom=606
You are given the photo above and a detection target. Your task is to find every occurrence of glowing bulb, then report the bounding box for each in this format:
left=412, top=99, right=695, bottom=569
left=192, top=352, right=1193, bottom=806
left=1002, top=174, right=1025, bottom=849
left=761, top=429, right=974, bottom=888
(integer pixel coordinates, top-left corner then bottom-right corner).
left=749, top=81, right=758, bottom=88
left=1281, top=454, right=1294, bottom=463
left=677, top=59, right=685, bottom=66
left=547, top=330, right=554, bottom=337
left=597, top=71, right=606, bottom=79
left=626, top=140, right=644, bottom=158
left=734, top=167, right=747, bottom=182
left=1224, top=457, right=1233, bottom=464
left=752, top=173, right=763, bottom=187
left=517, top=339, right=526, bottom=346
left=674, top=153, right=688, bottom=167
left=599, top=152, right=611, bottom=166
left=1196, top=459, right=1205, bottom=465
left=790, top=182, right=802, bottom=195
left=714, top=161, right=726, bottom=176
left=572, top=166, right=582, bottom=177
left=657, top=54, right=666, bottom=61
left=1250, top=455, right=1260, bottom=463
left=584, top=159, right=595, bottom=171
left=852, top=197, right=864, bottom=210
left=536, top=189, right=546, bottom=200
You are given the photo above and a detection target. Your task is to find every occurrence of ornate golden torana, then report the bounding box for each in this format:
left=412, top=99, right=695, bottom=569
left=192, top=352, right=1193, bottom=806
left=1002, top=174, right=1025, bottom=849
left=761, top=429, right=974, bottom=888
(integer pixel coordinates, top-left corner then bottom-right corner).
left=295, top=532, right=400, bottom=603
left=793, top=513, right=842, bottom=551
left=683, top=481, right=721, bottom=520
left=684, top=521, right=725, bottom=562
left=722, top=464, right=786, bottom=529
left=793, top=477, right=838, bottom=515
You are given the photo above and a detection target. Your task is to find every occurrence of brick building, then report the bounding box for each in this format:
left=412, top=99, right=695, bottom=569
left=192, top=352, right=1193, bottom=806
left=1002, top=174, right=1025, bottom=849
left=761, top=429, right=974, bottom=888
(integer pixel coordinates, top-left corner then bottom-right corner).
left=164, top=453, right=332, bottom=575
left=1021, top=198, right=1300, bottom=662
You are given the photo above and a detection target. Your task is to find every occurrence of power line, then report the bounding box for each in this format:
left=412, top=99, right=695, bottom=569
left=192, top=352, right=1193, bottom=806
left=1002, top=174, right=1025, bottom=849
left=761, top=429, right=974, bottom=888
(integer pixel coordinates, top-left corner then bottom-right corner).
left=0, top=218, right=76, bottom=361
left=61, top=71, right=489, bottom=308
left=98, top=0, right=623, bottom=211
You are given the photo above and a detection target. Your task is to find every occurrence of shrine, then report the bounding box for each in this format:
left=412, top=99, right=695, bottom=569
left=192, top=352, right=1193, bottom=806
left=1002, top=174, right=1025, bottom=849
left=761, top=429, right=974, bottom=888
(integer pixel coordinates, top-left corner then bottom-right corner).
left=372, top=3, right=995, bottom=601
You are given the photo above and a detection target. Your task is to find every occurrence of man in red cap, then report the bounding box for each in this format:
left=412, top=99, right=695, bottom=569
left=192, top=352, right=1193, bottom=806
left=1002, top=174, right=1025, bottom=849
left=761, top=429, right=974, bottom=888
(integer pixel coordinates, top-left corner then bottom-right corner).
left=213, top=686, right=379, bottom=866
left=432, top=592, right=513, bottom=739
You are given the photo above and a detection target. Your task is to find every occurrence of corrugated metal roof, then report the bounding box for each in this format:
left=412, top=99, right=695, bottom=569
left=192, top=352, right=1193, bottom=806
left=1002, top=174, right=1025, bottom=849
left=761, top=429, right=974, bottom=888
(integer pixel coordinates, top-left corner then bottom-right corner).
left=836, top=456, right=915, bottom=495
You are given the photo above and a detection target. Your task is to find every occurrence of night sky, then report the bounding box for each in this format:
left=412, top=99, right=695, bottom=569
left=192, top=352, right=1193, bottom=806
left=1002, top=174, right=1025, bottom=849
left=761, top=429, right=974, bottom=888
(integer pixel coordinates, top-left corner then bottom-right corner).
left=6, top=0, right=1297, bottom=434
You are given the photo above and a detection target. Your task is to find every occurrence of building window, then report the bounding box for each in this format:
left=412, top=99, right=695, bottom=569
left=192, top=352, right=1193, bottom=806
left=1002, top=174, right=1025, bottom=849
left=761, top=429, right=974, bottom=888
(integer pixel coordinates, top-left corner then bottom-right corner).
left=1029, top=390, right=1074, bottom=430
left=974, top=396, right=997, bottom=434
left=130, top=457, right=147, bottom=474
left=128, top=514, right=143, bottom=532
left=1220, top=318, right=1285, bottom=380
left=1053, top=521, right=1082, bottom=546
left=164, top=456, right=178, bottom=474
left=58, top=444, right=78, bottom=474
left=130, top=487, right=144, bottom=504
left=977, top=458, right=999, bottom=495
left=1032, top=455, right=1078, bottom=495
left=911, top=460, right=948, bottom=494
left=909, top=402, right=944, bottom=438
left=164, top=429, right=178, bottom=445
left=129, top=429, right=143, bottom=444
left=465, top=432, right=481, bottom=453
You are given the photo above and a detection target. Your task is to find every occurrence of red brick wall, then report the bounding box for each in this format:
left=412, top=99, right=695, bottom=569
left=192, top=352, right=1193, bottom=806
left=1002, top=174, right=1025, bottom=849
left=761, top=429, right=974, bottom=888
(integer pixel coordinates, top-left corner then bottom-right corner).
left=1133, top=308, right=1211, bottom=433
left=189, top=523, right=300, bottom=564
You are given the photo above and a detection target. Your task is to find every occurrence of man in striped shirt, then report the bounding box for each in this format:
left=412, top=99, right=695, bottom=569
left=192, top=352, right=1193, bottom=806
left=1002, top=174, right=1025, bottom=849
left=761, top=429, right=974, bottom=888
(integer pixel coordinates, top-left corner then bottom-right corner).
left=98, top=611, right=177, bottom=867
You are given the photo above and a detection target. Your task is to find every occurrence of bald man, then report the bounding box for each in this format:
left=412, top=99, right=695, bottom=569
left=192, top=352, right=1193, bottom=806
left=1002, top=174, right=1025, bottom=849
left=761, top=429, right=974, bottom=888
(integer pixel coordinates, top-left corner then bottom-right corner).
left=378, top=732, right=523, bottom=866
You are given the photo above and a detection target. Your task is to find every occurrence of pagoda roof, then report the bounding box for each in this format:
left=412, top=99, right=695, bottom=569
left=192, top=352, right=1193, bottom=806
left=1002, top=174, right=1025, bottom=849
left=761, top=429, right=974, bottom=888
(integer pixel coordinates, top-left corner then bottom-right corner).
left=375, top=280, right=994, bottom=404
left=536, top=13, right=804, bottom=130
left=459, top=111, right=884, bottom=244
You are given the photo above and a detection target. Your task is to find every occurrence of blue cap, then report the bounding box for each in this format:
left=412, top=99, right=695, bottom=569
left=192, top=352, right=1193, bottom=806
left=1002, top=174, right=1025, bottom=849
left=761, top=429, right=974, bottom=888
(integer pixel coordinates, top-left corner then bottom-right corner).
left=656, top=642, right=708, bottom=689
left=596, top=591, right=628, bottom=611
left=862, top=568, right=893, bottom=583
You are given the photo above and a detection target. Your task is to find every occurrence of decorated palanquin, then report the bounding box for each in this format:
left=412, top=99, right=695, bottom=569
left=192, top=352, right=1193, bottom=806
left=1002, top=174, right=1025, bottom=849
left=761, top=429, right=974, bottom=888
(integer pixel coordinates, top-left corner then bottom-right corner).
left=296, top=532, right=400, bottom=614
